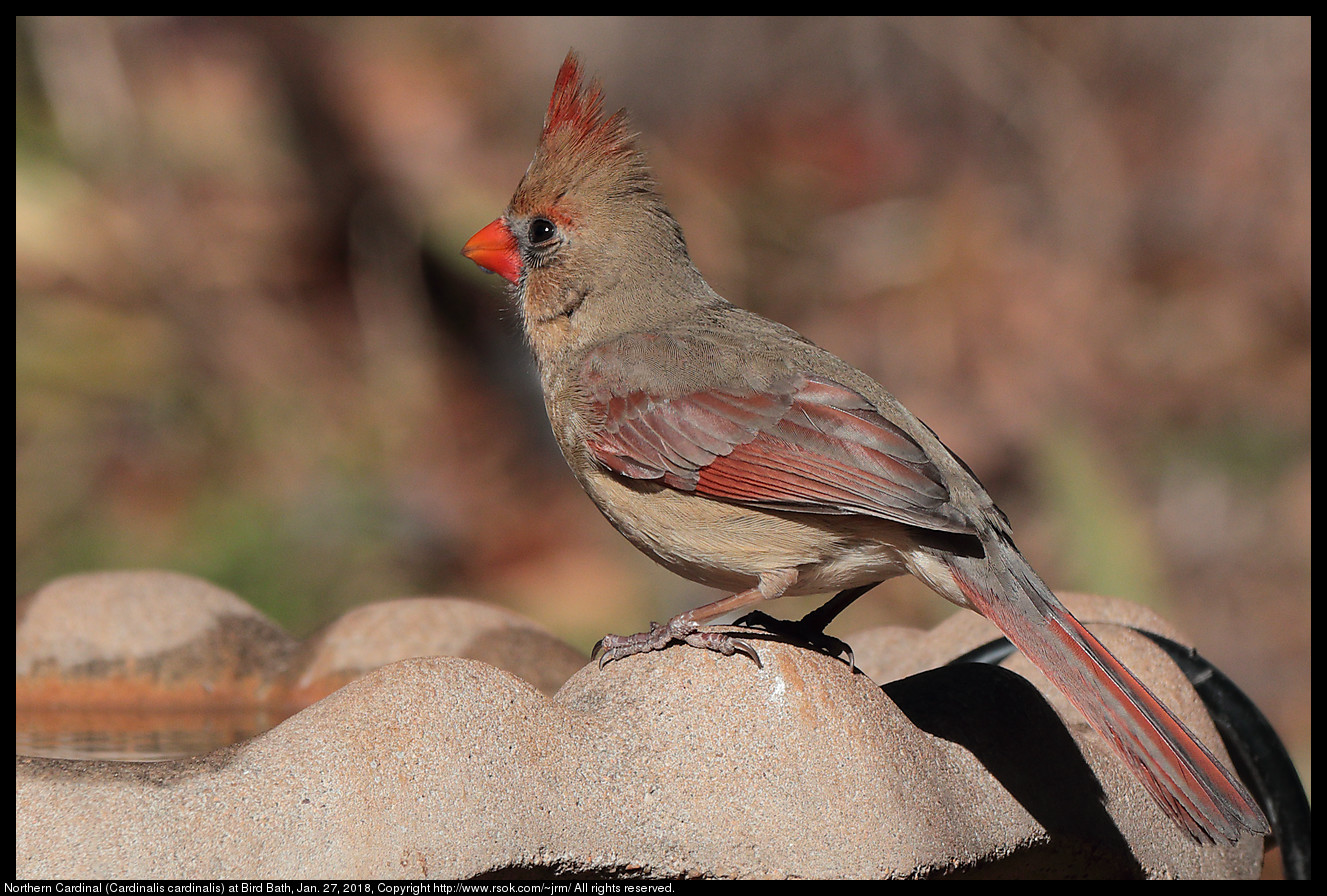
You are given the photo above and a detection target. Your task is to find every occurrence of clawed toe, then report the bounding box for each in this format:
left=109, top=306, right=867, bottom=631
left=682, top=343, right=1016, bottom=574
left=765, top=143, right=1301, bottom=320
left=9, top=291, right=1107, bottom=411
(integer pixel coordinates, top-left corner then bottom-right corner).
left=593, top=618, right=762, bottom=668
left=593, top=621, right=674, bottom=668
left=679, top=627, right=762, bottom=666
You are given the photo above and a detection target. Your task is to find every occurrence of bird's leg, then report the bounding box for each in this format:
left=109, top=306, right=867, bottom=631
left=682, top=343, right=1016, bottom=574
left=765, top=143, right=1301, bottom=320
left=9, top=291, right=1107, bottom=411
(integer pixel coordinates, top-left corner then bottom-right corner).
left=736, top=581, right=882, bottom=667
left=594, top=569, right=798, bottom=668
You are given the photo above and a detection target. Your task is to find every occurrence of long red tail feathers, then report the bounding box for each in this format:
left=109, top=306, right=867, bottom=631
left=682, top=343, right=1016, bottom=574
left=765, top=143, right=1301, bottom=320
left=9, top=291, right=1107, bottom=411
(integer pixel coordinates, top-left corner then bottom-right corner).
left=944, top=537, right=1268, bottom=843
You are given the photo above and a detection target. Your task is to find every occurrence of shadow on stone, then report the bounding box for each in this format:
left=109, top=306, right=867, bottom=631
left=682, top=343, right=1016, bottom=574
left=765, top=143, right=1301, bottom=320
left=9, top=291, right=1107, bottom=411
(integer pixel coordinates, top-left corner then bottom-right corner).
left=885, top=663, right=1143, bottom=878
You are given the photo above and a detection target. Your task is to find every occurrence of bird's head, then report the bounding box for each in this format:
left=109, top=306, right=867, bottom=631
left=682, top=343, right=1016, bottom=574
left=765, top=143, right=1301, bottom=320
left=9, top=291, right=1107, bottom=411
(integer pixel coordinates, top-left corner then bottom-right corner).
left=464, top=52, right=712, bottom=368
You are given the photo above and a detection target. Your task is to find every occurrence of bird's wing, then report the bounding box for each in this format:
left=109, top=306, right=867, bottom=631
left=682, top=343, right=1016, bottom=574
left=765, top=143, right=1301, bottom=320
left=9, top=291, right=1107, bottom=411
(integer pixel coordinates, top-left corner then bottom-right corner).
left=584, top=372, right=975, bottom=534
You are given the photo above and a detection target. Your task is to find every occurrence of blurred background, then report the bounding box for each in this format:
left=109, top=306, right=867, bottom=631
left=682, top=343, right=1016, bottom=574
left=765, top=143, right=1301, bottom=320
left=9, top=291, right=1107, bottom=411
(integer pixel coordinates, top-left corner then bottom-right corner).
left=16, top=17, right=1309, bottom=799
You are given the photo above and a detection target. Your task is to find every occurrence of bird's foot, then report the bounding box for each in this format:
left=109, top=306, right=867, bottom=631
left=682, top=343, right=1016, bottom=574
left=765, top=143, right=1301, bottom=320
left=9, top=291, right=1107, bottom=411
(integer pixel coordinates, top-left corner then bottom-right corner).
left=735, top=609, right=855, bottom=669
left=593, top=617, right=761, bottom=669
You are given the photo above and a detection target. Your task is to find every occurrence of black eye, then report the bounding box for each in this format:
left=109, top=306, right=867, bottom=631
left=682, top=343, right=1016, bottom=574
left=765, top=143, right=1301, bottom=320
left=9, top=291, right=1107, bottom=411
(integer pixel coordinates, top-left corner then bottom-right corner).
left=527, top=218, right=558, bottom=245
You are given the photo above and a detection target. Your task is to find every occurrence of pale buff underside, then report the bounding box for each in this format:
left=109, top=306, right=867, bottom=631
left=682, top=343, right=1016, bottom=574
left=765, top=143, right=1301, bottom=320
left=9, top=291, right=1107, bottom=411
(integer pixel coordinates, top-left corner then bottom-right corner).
left=577, top=465, right=972, bottom=610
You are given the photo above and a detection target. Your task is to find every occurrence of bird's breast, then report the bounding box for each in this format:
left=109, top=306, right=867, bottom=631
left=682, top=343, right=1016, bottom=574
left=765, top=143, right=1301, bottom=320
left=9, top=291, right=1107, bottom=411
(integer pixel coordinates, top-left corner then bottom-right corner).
left=576, top=466, right=912, bottom=595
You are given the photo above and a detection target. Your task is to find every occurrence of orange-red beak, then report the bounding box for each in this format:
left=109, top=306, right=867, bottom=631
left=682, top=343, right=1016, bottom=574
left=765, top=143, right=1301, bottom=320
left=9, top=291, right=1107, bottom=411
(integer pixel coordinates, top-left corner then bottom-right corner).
left=462, top=218, right=522, bottom=284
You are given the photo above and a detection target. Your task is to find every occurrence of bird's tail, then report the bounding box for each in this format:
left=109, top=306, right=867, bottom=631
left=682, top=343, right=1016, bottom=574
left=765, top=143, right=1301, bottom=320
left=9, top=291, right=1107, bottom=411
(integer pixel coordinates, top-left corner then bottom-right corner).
left=939, top=532, right=1268, bottom=843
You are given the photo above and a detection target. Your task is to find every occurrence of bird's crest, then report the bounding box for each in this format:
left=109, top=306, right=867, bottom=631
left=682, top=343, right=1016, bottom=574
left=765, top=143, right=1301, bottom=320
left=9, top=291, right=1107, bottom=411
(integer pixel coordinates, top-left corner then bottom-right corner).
left=518, top=52, right=668, bottom=243
left=533, top=50, right=647, bottom=181
left=542, top=52, right=631, bottom=161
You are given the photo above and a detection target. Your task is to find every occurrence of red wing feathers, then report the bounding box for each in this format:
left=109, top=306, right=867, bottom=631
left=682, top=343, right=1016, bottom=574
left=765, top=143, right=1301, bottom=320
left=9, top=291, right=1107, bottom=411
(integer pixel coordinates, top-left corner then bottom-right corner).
left=585, top=374, right=974, bottom=534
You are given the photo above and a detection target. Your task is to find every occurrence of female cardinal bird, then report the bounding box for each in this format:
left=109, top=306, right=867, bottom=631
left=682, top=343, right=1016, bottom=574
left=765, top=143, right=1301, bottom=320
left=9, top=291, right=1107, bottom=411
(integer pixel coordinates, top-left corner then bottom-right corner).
left=463, top=52, right=1267, bottom=844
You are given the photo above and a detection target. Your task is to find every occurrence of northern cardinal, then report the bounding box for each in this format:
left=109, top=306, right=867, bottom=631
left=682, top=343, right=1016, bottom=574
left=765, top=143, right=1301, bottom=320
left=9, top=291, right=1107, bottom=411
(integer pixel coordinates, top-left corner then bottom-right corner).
left=463, top=52, right=1268, bottom=844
